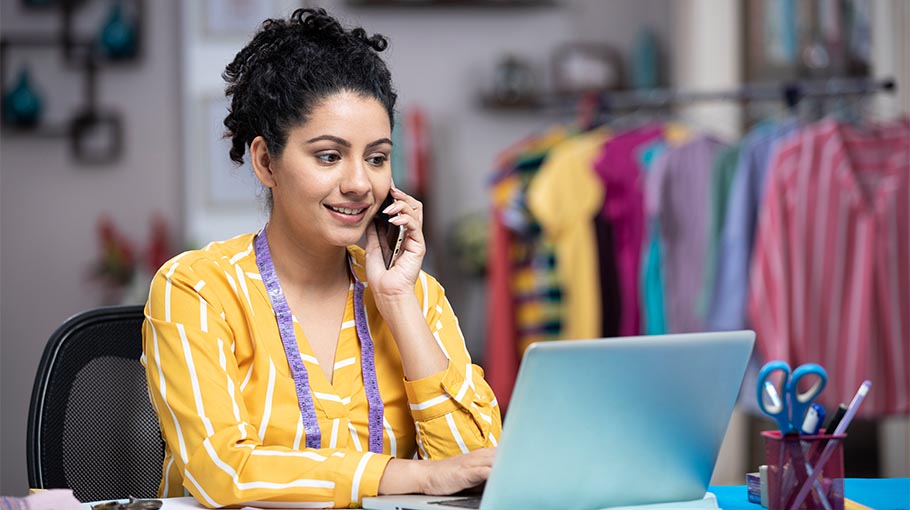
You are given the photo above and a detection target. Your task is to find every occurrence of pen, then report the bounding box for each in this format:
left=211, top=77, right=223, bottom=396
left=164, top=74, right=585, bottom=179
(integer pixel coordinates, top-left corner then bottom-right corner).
left=830, top=380, right=871, bottom=436
left=790, top=380, right=871, bottom=509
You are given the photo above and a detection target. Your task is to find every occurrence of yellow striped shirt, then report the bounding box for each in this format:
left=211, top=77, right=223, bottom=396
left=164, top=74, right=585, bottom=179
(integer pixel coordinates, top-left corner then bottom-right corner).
left=142, top=233, right=502, bottom=508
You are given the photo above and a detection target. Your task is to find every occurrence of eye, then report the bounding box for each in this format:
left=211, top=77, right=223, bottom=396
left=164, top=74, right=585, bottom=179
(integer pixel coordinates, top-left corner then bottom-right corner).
left=316, top=152, right=341, bottom=164
left=366, top=154, right=389, bottom=167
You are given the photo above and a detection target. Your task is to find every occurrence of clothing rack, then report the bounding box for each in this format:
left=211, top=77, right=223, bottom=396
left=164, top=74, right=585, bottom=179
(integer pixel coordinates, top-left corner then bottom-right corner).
left=563, top=76, right=897, bottom=116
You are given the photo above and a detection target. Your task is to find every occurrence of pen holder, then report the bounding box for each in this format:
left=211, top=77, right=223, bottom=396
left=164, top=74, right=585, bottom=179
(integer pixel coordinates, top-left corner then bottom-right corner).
left=762, top=431, right=846, bottom=510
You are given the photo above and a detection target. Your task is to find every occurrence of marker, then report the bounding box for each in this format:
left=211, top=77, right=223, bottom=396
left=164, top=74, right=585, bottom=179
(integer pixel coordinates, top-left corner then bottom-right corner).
left=800, top=403, right=826, bottom=435
left=791, top=380, right=872, bottom=509
left=824, top=404, right=847, bottom=434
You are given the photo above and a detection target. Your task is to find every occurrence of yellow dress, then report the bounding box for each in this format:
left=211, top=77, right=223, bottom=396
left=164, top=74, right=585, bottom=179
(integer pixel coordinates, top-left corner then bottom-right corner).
left=527, top=128, right=610, bottom=341
left=142, top=233, right=501, bottom=508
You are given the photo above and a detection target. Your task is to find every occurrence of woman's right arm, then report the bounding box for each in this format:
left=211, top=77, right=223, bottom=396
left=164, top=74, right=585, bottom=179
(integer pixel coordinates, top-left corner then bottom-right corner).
left=378, top=450, right=495, bottom=496
left=143, top=257, right=391, bottom=509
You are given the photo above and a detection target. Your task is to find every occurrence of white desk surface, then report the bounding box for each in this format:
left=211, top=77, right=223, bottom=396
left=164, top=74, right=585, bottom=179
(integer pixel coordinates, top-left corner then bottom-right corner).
left=83, top=498, right=308, bottom=510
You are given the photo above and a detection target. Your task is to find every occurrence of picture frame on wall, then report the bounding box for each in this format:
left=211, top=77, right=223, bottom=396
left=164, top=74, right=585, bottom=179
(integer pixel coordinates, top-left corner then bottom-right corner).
left=204, top=96, right=260, bottom=207
left=204, top=0, right=274, bottom=37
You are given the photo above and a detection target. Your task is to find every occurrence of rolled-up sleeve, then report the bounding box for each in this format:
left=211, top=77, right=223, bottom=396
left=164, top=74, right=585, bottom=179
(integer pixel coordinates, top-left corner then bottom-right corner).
left=405, top=273, right=503, bottom=459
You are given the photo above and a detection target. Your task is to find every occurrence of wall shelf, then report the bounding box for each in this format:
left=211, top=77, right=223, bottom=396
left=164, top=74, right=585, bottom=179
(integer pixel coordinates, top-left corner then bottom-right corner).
left=347, top=0, right=557, bottom=8
left=0, top=0, right=144, bottom=165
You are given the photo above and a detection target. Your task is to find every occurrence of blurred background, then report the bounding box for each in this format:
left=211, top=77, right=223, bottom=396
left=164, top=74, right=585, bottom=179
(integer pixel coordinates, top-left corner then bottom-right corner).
left=1, top=0, right=908, bottom=496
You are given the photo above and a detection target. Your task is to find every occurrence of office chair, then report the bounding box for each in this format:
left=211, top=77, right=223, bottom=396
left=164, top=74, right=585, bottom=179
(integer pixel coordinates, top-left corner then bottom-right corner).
left=27, top=305, right=164, bottom=503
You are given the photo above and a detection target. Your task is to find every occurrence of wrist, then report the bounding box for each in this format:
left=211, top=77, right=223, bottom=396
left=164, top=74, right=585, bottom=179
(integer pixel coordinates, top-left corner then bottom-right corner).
left=374, top=291, right=418, bottom=312
left=378, top=458, right=426, bottom=495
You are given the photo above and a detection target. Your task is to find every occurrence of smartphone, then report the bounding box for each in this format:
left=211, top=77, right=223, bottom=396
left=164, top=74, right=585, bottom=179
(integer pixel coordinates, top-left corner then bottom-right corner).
left=373, top=193, right=406, bottom=269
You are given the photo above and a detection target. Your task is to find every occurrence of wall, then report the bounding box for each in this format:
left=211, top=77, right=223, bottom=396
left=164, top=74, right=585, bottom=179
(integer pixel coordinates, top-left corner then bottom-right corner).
left=0, top=0, right=183, bottom=495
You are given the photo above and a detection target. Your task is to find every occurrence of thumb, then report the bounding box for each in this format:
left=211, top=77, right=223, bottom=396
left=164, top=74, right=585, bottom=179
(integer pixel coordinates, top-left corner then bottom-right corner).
left=364, top=221, right=385, bottom=275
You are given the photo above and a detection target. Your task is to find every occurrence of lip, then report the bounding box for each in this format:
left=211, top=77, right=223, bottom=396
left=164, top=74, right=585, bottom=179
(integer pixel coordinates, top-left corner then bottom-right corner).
left=324, top=203, right=370, bottom=224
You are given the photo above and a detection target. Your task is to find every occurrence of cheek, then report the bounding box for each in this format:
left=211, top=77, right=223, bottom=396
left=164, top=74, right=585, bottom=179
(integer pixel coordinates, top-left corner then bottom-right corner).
left=373, top=173, right=392, bottom=196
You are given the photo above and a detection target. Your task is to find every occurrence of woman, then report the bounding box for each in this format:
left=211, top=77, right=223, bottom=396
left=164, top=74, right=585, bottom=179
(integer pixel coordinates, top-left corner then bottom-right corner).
left=142, top=8, right=500, bottom=509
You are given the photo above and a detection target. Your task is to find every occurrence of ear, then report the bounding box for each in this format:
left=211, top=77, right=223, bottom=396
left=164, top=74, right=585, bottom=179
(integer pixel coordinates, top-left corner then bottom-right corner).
left=250, top=136, right=277, bottom=188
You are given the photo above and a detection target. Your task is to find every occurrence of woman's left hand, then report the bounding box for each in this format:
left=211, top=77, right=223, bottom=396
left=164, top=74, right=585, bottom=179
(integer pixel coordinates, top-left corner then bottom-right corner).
left=364, top=186, right=426, bottom=302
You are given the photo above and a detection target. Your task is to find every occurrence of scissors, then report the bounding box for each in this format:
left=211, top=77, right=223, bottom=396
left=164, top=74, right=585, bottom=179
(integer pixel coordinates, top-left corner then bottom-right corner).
left=757, top=360, right=827, bottom=435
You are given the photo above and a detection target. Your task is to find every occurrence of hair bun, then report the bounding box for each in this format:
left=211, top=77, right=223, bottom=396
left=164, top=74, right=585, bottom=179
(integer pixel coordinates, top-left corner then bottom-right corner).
left=293, top=8, right=343, bottom=35
left=291, top=8, right=388, bottom=52
left=351, top=27, right=388, bottom=52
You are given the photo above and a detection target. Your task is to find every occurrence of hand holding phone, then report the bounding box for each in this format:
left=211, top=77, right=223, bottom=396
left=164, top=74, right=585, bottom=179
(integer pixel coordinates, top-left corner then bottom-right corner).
left=373, top=193, right=406, bottom=269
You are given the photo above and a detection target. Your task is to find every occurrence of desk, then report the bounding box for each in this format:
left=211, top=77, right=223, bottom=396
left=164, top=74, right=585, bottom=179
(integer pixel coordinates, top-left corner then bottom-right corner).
left=711, top=478, right=908, bottom=510
left=84, top=479, right=909, bottom=509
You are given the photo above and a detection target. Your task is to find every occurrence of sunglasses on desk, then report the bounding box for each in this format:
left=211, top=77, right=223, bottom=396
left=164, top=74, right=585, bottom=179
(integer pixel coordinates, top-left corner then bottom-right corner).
left=91, top=496, right=163, bottom=510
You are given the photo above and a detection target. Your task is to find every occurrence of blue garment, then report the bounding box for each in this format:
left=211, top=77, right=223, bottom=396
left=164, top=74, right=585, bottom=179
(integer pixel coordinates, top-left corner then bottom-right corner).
left=707, top=120, right=800, bottom=332
left=639, top=141, right=668, bottom=335
left=697, top=143, right=742, bottom=318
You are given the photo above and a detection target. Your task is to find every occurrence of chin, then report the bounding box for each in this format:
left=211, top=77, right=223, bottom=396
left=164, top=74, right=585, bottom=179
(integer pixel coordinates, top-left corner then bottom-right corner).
left=332, top=229, right=367, bottom=248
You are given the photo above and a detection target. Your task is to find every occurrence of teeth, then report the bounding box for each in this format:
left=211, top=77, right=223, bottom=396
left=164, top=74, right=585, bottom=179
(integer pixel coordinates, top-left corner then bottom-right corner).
left=329, top=206, right=365, bottom=215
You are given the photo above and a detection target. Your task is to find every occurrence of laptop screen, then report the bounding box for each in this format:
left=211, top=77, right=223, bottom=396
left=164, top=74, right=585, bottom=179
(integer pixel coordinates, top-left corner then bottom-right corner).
left=480, top=331, right=754, bottom=510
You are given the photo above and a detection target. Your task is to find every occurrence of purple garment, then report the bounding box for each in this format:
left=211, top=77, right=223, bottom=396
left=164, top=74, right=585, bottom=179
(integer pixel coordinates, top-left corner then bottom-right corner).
left=650, top=135, right=728, bottom=333
left=593, top=125, right=663, bottom=336
left=708, top=120, right=800, bottom=331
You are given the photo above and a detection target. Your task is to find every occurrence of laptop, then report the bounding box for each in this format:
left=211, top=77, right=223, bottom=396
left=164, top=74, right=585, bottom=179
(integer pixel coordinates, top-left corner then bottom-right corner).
left=363, top=331, right=755, bottom=510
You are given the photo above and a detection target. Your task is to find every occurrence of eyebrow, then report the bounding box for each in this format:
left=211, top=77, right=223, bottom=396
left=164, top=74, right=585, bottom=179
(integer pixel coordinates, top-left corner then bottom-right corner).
left=305, top=135, right=393, bottom=149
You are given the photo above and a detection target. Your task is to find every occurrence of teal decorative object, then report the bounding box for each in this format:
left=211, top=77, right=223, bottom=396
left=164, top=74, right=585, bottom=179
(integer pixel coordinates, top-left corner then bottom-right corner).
left=3, top=67, right=43, bottom=128
left=99, top=1, right=138, bottom=60
left=632, top=28, right=659, bottom=89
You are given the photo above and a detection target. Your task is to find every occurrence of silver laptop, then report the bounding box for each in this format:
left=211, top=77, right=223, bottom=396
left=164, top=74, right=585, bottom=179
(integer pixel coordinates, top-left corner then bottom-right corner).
left=363, top=331, right=755, bottom=510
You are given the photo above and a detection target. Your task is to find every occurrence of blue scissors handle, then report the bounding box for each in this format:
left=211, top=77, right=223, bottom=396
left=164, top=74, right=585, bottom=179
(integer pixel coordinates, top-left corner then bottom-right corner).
left=786, top=363, right=827, bottom=431
left=757, top=361, right=827, bottom=434
left=757, top=361, right=793, bottom=433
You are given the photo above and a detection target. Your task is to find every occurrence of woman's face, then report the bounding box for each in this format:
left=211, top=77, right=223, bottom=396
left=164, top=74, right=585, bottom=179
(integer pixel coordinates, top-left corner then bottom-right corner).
left=267, top=91, right=393, bottom=250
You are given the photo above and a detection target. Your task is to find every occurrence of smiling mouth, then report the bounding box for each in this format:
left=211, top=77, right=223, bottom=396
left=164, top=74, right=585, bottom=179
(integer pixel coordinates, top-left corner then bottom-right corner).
left=327, top=205, right=367, bottom=216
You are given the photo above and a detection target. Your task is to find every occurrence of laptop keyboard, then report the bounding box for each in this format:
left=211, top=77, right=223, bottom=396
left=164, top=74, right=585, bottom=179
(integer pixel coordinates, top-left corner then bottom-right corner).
left=428, top=496, right=482, bottom=509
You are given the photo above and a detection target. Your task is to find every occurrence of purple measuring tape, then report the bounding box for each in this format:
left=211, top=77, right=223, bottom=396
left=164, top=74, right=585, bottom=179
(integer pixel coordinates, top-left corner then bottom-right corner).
left=253, top=227, right=385, bottom=453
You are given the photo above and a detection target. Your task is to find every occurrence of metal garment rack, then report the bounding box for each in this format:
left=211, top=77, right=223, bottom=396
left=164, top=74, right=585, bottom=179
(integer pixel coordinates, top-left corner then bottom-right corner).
left=585, top=77, right=896, bottom=112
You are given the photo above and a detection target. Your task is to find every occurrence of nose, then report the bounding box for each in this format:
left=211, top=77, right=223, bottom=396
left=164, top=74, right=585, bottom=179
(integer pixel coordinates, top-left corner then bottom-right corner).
left=339, top=159, right=371, bottom=197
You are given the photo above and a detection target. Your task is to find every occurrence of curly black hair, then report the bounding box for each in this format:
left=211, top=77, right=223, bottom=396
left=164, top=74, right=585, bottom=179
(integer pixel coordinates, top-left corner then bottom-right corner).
left=222, top=8, right=397, bottom=167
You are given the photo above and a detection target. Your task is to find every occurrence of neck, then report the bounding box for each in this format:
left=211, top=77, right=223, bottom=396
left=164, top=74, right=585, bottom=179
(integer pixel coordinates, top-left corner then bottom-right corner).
left=263, top=218, right=349, bottom=292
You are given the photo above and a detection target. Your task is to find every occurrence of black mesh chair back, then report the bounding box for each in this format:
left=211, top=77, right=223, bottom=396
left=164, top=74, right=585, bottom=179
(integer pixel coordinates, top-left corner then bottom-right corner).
left=27, top=305, right=164, bottom=503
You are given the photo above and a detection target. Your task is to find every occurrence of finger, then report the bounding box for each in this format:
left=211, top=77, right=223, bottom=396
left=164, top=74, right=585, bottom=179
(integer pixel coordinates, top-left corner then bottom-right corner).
left=388, top=204, right=423, bottom=235
left=390, top=216, right=426, bottom=256
left=385, top=199, right=422, bottom=225
left=468, top=447, right=496, bottom=459
left=390, top=187, right=423, bottom=222
left=363, top=220, right=386, bottom=274
left=463, top=465, right=492, bottom=486
left=468, top=450, right=495, bottom=468
left=389, top=211, right=421, bottom=231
